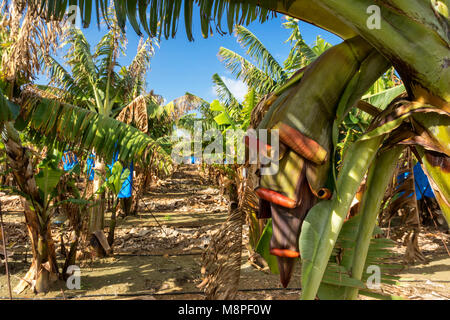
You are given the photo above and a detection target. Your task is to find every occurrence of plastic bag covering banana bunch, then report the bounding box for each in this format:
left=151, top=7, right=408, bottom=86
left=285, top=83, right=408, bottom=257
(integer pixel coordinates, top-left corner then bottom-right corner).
left=251, top=37, right=376, bottom=287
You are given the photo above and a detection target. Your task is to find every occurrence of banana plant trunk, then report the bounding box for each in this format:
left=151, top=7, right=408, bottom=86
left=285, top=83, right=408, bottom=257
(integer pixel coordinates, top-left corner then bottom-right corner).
left=107, top=197, right=119, bottom=247
left=88, top=158, right=107, bottom=256
left=56, top=177, right=82, bottom=279
left=2, top=122, right=58, bottom=293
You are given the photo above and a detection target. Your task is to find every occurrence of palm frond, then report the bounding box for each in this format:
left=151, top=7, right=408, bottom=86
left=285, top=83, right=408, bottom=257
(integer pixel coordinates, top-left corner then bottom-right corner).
left=177, top=113, right=222, bottom=133
left=317, top=215, right=401, bottom=299
left=120, top=38, right=155, bottom=100
left=212, top=73, right=240, bottom=107
left=115, top=0, right=287, bottom=41
left=21, top=84, right=64, bottom=102
left=40, top=55, right=89, bottom=104
left=363, top=85, right=406, bottom=111
left=297, top=39, right=319, bottom=62
left=63, top=28, right=99, bottom=96
left=211, top=74, right=245, bottom=124
left=38, top=1, right=359, bottom=42
left=283, top=18, right=330, bottom=73
left=200, top=204, right=244, bottom=299
left=18, top=93, right=172, bottom=173
left=0, top=88, right=19, bottom=123
left=94, top=16, right=127, bottom=86
left=241, top=88, right=258, bottom=129
left=282, top=16, right=302, bottom=43
left=147, top=98, right=166, bottom=120
left=312, top=36, right=332, bottom=57
left=234, top=25, right=286, bottom=83
left=116, top=95, right=149, bottom=133
left=218, top=47, right=276, bottom=94
left=0, top=1, right=63, bottom=82
left=165, top=92, right=206, bottom=121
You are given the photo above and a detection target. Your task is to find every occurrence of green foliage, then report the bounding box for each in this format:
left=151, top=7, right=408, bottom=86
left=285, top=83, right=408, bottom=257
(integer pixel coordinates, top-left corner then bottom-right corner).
left=317, top=215, right=400, bottom=299
left=39, top=0, right=291, bottom=41
left=335, top=79, right=404, bottom=171
left=2, top=148, right=69, bottom=226
left=218, top=21, right=329, bottom=96
left=43, top=23, right=155, bottom=118
left=209, top=77, right=258, bottom=132
left=335, top=109, right=371, bottom=168
left=255, top=219, right=279, bottom=274
left=211, top=74, right=241, bottom=111
left=218, top=47, right=275, bottom=95
left=19, top=97, right=173, bottom=172
left=241, top=89, right=258, bottom=129
left=210, top=100, right=236, bottom=128
left=365, top=68, right=400, bottom=96
left=34, top=0, right=450, bottom=302
left=98, top=161, right=130, bottom=196
left=235, top=25, right=287, bottom=84
left=300, top=136, right=385, bottom=299
left=363, top=85, right=406, bottom=111
left=35, top=149, right=64, bottom=209
left=283, top=17, right=332, bottom=74
left=0, top=88, right=19, bottom=122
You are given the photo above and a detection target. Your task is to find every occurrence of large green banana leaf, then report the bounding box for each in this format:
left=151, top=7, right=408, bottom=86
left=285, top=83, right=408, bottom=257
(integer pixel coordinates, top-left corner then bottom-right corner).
left=37, top=1, right=356, bottom=41
left=299, top=135, right=385, bottom=299
left=255, top=219, right=280, bottom=274
left=363, top=85, right=406, bottom=111
left=317, top=213, right=401, bottom=300
left=17, top=97, right=173, bottom=172
left=36, top=1, right=449, bottom=97
left=0, top=89, right=20, bottom=123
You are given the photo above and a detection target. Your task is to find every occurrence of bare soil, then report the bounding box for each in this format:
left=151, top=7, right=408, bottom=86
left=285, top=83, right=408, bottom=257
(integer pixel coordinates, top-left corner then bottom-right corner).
left=0, top=166, right=449, bottom=300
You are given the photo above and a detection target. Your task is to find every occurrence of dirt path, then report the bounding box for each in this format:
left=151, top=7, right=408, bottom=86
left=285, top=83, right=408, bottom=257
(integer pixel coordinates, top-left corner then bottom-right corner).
left=0, top=165, right=449, bottom=300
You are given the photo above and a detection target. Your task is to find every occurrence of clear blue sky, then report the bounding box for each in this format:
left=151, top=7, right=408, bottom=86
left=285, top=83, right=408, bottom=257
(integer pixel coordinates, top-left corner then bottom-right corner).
left=37, top=12, right=342, bottom=104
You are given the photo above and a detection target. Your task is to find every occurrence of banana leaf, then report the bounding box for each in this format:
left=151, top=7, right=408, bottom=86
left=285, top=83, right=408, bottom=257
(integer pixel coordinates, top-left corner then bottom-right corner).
left=18, top=97, right=173, bottom=173
left=299, top=135, right=385, bottom=300
left=0, top=89, right=20, bottom=123
left=255, top=219, right=280, bottom=274
left=363, top=85, right=406, bottom=111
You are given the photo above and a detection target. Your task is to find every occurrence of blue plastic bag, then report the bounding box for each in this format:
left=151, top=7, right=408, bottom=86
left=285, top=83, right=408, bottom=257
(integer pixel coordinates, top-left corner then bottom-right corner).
left=86, top=153, right=96, bottom=181
left=62, top=151, right=78, bottom=171
left=396, top=162, right=435, bottom=200
left=107, top=149, right=133, bottom=199
left=413, top=162, right=435, bottom=200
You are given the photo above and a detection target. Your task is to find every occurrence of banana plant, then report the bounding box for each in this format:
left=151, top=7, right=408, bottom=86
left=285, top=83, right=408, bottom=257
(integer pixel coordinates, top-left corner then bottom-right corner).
left=282, top=16, right=332, bottom=74
left=0, top=145, right=64, bottom=293
left=1, top=86, right=173, bottom=292
left=17, top=95, right=173, bottom=171
left=54, top=159, right=94, bottom=278
left=0, top=147, right=65, bottom=223
left=217, top=25, right=333, bottom=274
left=40, top=14, right=159, bottom=237
left=0, top=2, right=67, bottom=294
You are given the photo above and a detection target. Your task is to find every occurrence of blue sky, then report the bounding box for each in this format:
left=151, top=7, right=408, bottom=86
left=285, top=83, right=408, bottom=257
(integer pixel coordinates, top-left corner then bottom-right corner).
left=37, top=12, right=342, bottom=105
